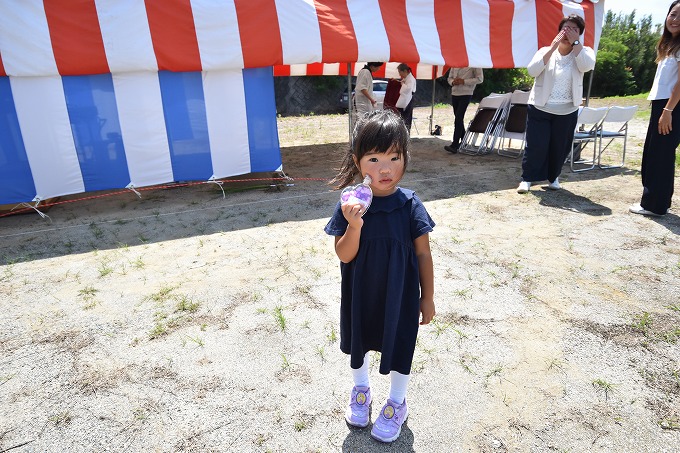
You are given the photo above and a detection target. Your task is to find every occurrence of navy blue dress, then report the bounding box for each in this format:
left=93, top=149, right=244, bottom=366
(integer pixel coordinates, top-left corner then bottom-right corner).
left=324, top=188, right=435, bottom=375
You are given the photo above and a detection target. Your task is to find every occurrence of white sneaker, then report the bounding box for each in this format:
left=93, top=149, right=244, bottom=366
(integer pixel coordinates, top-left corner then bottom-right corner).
left=547, top=178, right=561, bottom=190
left=517, top=181, right=531, bottom=194
left=629, top=204, right=664, bottom=217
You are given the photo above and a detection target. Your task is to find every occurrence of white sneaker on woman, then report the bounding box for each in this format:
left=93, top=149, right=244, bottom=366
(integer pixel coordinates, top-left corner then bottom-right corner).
left=547, top=178, right=561, bottom=190
left=517, top=181, right=531, bottom=194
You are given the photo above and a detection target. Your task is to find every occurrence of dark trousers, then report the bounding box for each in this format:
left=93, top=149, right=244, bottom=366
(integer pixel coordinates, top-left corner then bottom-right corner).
left=451, top=95, right=471, bottom=147
left=640, top=99, right=679, bottom=214
left=398, top=97, right=415, bottom=132
left=522, top=104, right=578, bottom=183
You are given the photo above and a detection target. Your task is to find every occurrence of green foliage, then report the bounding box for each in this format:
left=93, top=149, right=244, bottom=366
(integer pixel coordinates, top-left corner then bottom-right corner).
left=474, top=68, right=533, bottom=100
left=592, top=10, right=661, bottom=97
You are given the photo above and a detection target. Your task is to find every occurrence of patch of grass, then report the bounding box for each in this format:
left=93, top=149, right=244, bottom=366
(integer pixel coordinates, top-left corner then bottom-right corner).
left=175, top=295, right=199, bottom=313
left=280, top=353, right=290, bottom=370
left=667, top=304, right=680, bottom=312
left=632, top=312, right=652, bottom=333
left=48, top=411, right=72, bottom=426
left=148, top=285, right=176, bottom=303
left=592, top=378, right=617, bottom=401
left=273, top=306, right=286, bottom=331
left=326, top=324, right=337, bottom=343
left=149, top=322, right=168, bottom=339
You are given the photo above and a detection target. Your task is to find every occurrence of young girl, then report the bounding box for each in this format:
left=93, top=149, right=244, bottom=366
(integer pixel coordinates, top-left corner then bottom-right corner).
left=324, top=109, right=435, bottom=443
left=630, top=0, right=680, bottom=217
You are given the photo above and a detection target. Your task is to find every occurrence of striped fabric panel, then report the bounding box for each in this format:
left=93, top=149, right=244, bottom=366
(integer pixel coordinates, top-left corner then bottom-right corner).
left=0, top=68, right=280, bottom=204
left=0, top=0, right=604, bottom=77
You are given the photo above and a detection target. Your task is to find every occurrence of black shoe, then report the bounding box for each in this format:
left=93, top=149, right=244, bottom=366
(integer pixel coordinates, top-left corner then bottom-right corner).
left=444, top=144, right=458, bottom=154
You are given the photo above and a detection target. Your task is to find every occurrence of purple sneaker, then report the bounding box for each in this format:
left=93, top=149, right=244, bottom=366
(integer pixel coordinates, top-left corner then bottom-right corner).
left=345, top=386, right=372, bottom=428
left=370, top=398, right=408, bottom=442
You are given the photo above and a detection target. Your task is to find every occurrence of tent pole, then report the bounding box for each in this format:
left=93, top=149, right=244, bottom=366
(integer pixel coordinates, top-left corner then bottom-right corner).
left=348, top=63, right=353, bottom=147
left=585, top=69, right=594, bottom=107
left=430, top=66, right=436, bottom=135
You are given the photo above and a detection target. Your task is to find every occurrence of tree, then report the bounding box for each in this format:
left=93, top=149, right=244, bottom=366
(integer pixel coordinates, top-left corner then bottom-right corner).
left=592, top=10, right=661, bottom=97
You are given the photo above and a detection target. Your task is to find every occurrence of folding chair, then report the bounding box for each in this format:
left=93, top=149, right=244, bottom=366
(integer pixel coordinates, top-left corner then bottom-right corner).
left=568, top=106, right=608, bottom=172
left=459, top=93, right=511, bottom=155
left=597, top=105, right=638, bottom=169
left=496, top=90, right=530, bottom=158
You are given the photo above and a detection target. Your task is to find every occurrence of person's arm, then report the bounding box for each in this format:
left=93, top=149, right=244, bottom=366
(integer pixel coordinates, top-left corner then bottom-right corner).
left=659, top=60, right=680, bottom=135
left=414, top=233, right=435, bottom=325
left=360, top=88, right=376, bottom=105
left=527, top=47, right=551, bottom=77
left=334, top=203, right=364, bottom=263
left=574, top=46, right=596, bottom=73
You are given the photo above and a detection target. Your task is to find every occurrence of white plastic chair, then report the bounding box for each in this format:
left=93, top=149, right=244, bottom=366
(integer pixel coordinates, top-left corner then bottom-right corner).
left=568, top=106, right=608, bottom=172
left=496, top=90, right=530, bottom=158
left=597, top=105, right=638, bottom=169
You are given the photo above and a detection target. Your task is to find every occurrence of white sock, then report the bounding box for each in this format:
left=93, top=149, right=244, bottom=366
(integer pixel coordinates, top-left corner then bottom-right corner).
left=389, top=371, right=410, bottom=404
left=350, top=352, right=371, bottom=388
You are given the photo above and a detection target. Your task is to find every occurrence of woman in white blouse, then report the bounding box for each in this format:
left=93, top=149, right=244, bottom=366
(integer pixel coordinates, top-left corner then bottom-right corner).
left=630, top=0, right=680, bottom=217
left=396, top=63, right=417, bottom=133
left=354, top=62, right=384, bottom=117
left=517, top=14, right=596, bottom=194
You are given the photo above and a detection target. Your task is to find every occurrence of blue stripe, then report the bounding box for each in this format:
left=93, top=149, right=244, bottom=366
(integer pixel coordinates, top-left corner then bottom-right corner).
left=62, top=74, right=130, bottom=192
left=158, top=71, right=212, bottom=181
left=243, top=67, right=282, bottom=172
left=0, top=77, right=36, bottom=204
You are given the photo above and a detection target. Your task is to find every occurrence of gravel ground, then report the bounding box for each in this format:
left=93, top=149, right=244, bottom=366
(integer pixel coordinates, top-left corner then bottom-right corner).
left=0, top=101, right=678, bottom=452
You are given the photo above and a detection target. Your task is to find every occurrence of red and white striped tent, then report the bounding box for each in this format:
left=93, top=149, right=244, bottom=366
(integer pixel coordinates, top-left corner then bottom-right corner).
left=0, top=0, right=605, bottom=206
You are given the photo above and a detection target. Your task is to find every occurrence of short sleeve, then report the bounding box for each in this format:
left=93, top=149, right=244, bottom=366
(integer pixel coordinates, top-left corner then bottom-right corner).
left=324, top=201, right=348, bottom=236
left=410, top=194, right=435, bottom=240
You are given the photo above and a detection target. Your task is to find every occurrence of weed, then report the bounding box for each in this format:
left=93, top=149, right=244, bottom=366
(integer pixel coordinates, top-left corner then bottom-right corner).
left=280, top=354, right=290, bottom=370
left=89, top=223, right=104, bottom=239
left=256, top=308, right=267, bottom=314
left=452, top=328, right=468, bottom=344
left=486, top=365, right=503, bottom=380
left=632, top=312, right=652, bottom=333
left=48, top=411, right=72, bottom=426
left=430, top=319, right=451, bottom=338
left=592, top=378, right=617, bottom=401
left=148, top=285, right=176, bottom=303
left=546, top=358, right=564, bottom=372
left=294, top=419, right=306, bottom=431
left=316, top=346, right=325, bottom=361
left=98, top=261, right=114, bottom=278
left=326, top=324, right=338, bottom=343
left=149, top=322, right=167, bottom=339
left=78, top=286, right=98, bottom=298
left=667, top=304, right=680, bottom=312
left=175, top=295, right=199, bottom=313
left=132, top=257, right=145, bottom=269
left=182, top=334, right=204, bottom=347
left=273, top=306, right=286, bottom=331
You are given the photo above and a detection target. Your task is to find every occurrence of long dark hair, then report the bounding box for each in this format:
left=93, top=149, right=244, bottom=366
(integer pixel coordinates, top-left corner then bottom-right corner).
left=657, top=1, right=680, bottom=62
left=330, top=110, right=410, bottom=190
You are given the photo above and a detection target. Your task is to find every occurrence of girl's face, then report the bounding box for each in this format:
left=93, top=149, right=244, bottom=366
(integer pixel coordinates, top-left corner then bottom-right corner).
left=667, top=4, right=680, bottom=36
left=355, top=147, right=405, bottom=197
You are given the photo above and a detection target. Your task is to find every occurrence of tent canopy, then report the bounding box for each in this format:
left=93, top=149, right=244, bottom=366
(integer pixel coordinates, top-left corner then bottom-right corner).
left=0, top=0, right=605, bottom=206
left=0, top=0, right=604, bottom=79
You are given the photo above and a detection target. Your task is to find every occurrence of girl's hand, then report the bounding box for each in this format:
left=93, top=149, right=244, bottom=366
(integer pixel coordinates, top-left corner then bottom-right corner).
left=341, top=203, right=364, bottom=229
left=419, top=298, right=435, bottom=325
left=659, top=110, right=673, bottom=135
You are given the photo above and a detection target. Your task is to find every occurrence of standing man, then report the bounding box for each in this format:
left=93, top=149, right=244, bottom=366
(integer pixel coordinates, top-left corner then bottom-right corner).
left=445, top=67, right=484, bottom=154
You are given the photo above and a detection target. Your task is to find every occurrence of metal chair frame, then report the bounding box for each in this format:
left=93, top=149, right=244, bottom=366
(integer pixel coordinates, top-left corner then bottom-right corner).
left=568, top=106, right=608, bottom=172
left=459, top=93, right=511, bottom=156
left=597, top=105, right=638, bottom=169
left=496, top=90, right=530, bottom=158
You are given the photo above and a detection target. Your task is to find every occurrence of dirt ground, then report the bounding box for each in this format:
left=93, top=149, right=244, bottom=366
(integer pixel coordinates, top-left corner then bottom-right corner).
left=1, top=101, right=679, bottom=453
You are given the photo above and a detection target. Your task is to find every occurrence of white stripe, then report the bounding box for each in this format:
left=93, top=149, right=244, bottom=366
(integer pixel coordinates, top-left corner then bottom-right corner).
left=191, top=0, right=244, bottom=70
left=462, top=1, right=492, bottom=68
left=95, top=0, right=157, bottom=73
left=10, top=76, right=84, bottom=199
left=290, top=65, right=311, bottom=76
left=322, top=63, right=341, bottom=75
left=275, top=0, right=323, bottom=64
left=112, top=72, right=173, bottom=187
left=203, top=70, right=251, bottom=178
left=0, top=0, right=57, bottom=77
left=406, top=0, right=444, bottom=65
left=513, top=0, right=539, bottom=67
left=592, top=1, right=604, bottom=51
left=348, top=0, right=390, bottom=62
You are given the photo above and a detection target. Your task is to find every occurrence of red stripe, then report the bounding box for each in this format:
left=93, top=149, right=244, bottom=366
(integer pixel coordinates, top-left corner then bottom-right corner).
left=372, top=66, right=387, bottom=79
left=43, top=0, right=109, bottom=75
left=235, top=0, right=283, bottom=68
left=273, top=65, right=291, bottom=76
left=535, top=0, right=564, bottom=48
left=378, top=0, right=419, bottom=63
left=338, top=63, right=355, bottom=76
left=488, top=1, right=515, bottom=68
left=0, top=53, right=5, bottom=77
left=314, top=0, right=358, bottom=64
left=145, top=0, right=202, bottom=71
left=434, top=0, right=468, bottom=67
left=581, top=2, right=595, bottom=48
left=306, top=63, right=325, bottom=75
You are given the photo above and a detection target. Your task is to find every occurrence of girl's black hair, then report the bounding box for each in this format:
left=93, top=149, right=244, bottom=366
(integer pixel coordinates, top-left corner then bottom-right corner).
left=558, top=14, right=586, bottom=34
left=657, top=1, right=680, bottom=62
left=330, top=109, right=410, bottom=190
